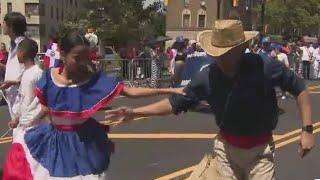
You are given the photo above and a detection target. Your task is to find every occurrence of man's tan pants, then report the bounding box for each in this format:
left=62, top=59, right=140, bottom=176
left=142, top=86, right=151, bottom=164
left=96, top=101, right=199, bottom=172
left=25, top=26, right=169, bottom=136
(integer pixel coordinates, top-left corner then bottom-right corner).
left=214, top=135, right=275, bottom=180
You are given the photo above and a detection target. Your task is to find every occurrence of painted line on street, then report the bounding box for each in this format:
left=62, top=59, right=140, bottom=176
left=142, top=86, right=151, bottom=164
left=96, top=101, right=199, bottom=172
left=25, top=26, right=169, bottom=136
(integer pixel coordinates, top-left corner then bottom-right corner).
left=308, top=85, right=320, bottom=90
left=102, top=117, right=149, bottom=126
left=154, top=122, right=320, bottom=180
left=310, top=91, right=320, bottom=94
left=0, top=134, right=283, bottom=143
left=276, top=127, right=320, bottom=148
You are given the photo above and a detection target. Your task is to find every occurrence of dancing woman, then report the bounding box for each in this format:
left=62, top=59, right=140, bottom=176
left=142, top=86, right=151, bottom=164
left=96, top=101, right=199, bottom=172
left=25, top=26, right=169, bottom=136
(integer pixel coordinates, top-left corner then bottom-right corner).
left=3, top=32, right=182, bottom=180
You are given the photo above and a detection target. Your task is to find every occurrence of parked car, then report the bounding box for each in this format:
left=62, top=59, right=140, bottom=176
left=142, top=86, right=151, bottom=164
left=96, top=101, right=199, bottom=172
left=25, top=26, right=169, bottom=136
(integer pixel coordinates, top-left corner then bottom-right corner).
left=104, top=46, right=120, bottom=60
left=102, top=46, right=121, bottom=76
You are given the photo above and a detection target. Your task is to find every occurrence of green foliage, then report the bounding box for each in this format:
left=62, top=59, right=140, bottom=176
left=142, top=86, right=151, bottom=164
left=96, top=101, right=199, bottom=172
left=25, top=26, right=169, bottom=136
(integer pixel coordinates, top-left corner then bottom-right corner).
left=59, top=0, right=165, bottom=47
left=264, top=0, right=320, bottom=36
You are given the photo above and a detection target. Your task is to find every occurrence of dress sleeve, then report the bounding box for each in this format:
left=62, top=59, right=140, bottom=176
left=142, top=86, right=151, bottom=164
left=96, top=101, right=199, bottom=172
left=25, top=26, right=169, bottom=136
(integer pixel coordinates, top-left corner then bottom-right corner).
left=169, top=66, right=210, bottom=114
left=34, top=70, right=49, bottom=106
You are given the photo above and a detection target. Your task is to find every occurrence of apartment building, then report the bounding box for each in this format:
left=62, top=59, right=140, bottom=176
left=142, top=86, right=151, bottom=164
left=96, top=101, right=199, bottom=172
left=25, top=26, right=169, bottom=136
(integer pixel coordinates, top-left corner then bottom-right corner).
left=165, top=0, right=259, bottom=46
left=0, top=0, right=81, bottom=52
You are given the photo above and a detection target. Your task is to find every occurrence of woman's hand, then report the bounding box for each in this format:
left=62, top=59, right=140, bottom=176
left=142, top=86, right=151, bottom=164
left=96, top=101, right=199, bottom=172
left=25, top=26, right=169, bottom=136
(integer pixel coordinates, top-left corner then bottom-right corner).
left=105, top=107, right=134, bottom=123
left=8, top=118, right=19, bottom=129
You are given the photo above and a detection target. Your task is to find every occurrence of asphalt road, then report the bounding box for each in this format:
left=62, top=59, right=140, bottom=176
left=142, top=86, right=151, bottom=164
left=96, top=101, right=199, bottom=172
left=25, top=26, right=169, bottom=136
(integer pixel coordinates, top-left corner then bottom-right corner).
left=0, top=81, right=320, bottom=180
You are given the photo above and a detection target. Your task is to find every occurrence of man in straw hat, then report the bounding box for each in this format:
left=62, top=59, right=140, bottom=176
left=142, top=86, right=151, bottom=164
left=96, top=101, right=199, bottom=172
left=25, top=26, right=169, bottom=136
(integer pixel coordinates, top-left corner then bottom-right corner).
left=106, top=20, right=314, bottom=179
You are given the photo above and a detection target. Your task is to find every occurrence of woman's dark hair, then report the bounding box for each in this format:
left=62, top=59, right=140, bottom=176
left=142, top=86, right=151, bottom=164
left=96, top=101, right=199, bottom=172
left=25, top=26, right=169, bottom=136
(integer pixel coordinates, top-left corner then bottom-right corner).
left=60, top=32, right=90, bottom=53
left=4, top=12, right=27, bottom=36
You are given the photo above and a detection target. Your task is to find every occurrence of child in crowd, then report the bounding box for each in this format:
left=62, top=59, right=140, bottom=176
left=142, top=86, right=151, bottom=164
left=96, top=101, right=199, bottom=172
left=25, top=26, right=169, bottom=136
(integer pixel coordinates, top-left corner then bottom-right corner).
left=8, top=38, right=44, bottom=130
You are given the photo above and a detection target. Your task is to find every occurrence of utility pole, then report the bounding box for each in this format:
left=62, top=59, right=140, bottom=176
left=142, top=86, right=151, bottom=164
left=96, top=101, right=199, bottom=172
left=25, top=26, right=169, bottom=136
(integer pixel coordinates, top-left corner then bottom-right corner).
left=261, top=0, right=265, bottom=31
left=217, top=0, right=221, bottom=19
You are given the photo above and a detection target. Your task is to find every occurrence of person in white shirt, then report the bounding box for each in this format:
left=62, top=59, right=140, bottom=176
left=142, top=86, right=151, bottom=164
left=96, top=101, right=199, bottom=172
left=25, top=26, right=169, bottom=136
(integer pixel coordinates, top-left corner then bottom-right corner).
left=0, top=12, right=26, bottom=119
left=313, top=46, right=320, bottom=79
left=8, top=38, right=44, bottom=130
left=276, top=46, right=290, bottom=99
left=299, top=43, right=313, bottom=79
left=276, top=47, right=290, bottom=68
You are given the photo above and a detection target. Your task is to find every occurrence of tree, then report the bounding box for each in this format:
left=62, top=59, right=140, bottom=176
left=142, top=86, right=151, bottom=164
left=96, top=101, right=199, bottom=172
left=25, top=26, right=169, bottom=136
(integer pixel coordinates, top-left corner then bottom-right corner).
left=263, top=0, right=320, bottom=36
left=59, top=0, right=166, bottom=48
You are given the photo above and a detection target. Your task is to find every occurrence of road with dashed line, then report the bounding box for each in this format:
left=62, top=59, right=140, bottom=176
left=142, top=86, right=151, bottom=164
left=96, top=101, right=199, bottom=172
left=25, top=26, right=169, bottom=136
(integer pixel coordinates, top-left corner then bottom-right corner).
left=0, top=81, right=320, bottom=179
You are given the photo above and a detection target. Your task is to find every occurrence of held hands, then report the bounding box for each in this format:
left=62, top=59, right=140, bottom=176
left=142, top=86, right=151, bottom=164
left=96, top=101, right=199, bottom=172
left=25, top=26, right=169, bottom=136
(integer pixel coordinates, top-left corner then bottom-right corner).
left=105, top=107, right=134, bottom=123
left=174, top=87, right=186, bottom=95
left=8, top=118, right=19, bottom=129
left=0, top=81, right=16, bottom=90
left=299, top=131, right=314, bottom=158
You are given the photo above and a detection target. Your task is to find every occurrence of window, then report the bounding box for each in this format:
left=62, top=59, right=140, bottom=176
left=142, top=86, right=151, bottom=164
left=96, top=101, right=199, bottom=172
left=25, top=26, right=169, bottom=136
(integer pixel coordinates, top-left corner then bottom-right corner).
left=198, top=15, right=206, bottom=28
left=61, top=9, right=64, bottom=20
left=182, top=9, right=191, bottom=28
left=7, top=3, right=12, bottom=13
left=39, top=4, right=45, bottom=16
left=26, top=25, right=40, bottom=37
left=25, top=3, right=39, bottom=16
left=70, top=0, right=73, bottom=5
left=197, top=9, right=206, bottom=28
left=40, top=24, right=46, bottom=36
left=75, top=1, right=78, bottom=8
left=56, top=8, right=59, bottom=20
left=50, top=6, right=53, bottom=18
left=183, top=14, right=191, bottom=27
left=184, top=0, right=190, bottom=6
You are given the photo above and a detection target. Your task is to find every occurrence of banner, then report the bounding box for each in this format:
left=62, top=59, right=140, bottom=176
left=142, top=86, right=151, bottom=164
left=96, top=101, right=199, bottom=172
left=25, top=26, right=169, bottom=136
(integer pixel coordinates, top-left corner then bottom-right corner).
left=179, top=52, right=213, bottom=87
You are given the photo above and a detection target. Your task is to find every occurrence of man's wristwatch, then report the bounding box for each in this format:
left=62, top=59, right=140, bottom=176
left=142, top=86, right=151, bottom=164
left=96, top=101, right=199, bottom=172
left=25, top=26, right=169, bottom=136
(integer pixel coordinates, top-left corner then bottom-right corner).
left=302, top=125, right=313, bottom=134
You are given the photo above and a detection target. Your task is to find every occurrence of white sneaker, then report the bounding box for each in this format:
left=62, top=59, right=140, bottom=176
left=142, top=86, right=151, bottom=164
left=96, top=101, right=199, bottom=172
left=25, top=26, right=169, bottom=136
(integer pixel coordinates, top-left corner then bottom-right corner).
left=281, top=96, right=286, bottom=100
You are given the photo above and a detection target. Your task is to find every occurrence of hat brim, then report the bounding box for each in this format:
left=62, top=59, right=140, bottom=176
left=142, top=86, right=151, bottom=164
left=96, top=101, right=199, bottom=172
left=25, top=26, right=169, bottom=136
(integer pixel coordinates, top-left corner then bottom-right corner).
left=197, top=30, right=259, bottom=57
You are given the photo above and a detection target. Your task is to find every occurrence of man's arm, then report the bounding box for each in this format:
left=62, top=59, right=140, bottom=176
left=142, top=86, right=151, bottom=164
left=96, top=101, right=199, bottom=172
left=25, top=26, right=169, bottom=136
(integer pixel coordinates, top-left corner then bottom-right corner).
left=297, top=90, right=312, bottom=126
left=121, top=86, right=184, bottom=98
left=268, top=60, right=314, bottom=157
left=133, top=98, right=173, bottom=117
left=296, top=90, right=314, bottom=157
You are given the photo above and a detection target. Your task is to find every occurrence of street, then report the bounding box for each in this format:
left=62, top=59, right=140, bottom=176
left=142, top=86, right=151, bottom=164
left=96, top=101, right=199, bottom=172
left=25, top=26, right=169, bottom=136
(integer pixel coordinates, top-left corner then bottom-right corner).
left=0, top=81, right=320, bottom=180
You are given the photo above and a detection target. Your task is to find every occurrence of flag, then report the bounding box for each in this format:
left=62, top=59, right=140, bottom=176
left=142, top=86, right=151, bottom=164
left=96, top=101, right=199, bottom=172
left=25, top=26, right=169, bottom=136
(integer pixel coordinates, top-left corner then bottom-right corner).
left=43, top=43, right=61, bottom=69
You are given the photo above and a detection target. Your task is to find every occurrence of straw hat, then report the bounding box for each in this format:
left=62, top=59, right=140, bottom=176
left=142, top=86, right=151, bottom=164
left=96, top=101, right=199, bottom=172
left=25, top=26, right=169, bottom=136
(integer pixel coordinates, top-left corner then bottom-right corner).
left=197, top=20, right=258, bottom=57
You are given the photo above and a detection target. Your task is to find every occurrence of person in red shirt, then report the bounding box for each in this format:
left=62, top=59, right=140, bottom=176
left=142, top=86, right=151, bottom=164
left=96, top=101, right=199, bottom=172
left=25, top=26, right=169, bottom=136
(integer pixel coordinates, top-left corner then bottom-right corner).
left=0, top=42, right=8, bottom=82
left=0, top=42, right=8, bottom=65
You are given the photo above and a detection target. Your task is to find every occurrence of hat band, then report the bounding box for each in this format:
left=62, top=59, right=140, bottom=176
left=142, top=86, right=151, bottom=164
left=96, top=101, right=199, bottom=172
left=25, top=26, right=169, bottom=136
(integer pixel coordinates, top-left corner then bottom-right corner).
left=211, top=37, right=245, bottom=48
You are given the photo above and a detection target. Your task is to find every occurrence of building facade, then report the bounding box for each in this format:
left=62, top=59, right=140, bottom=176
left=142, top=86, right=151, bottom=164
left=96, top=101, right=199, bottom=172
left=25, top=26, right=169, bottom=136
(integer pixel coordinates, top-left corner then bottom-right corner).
left=165, top=0, right=258, bottom=46
left=0, top=0, right=81, bottom=52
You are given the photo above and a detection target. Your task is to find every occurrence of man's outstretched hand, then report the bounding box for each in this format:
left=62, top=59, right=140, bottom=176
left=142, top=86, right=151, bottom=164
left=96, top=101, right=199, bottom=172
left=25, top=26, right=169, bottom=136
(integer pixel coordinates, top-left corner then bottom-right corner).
left=299, top=131, right=314, bottom=158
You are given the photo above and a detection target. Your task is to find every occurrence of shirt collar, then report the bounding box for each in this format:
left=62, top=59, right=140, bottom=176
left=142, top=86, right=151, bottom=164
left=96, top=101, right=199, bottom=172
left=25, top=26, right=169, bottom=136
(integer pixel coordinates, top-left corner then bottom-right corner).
left=10, top=36, right=25, bottom=51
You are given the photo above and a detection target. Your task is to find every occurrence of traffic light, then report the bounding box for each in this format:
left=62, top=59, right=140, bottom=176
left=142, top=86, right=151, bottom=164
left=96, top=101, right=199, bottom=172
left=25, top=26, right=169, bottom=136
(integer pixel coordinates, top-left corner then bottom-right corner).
left=233, top=0, right=239, bottom=7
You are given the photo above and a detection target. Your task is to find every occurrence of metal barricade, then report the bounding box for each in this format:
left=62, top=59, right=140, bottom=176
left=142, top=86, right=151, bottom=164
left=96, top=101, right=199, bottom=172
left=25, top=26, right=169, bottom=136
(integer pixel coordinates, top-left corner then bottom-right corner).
left=99, top=58, right=153, bottom=87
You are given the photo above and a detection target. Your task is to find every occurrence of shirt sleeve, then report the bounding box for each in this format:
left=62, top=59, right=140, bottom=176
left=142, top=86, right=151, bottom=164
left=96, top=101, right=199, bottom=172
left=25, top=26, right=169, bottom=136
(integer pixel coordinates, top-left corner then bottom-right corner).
left=265, top=59, right=306, bottom=97
left=34, top=70, right=49, bottom=106
left=169, top=66, right=210, bottom=114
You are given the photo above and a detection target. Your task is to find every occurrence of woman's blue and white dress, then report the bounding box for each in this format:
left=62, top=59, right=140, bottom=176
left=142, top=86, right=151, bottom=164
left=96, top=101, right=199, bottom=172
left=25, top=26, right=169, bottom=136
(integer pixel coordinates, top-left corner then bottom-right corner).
left=3, top=69, right=124, bottom=180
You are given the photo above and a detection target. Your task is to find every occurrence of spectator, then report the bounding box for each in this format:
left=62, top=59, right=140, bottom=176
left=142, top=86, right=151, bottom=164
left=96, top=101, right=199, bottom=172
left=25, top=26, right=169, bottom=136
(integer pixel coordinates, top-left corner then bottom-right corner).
left=0, top=42, right=8, bottom=81
left=0, top=12, right=26, bottom=120
left=0, top=42, right=9, bottom=66
left=171, top=36, right=187, bottom=87
left=300, top=42, right=313, bottom=79
left=313, top=44, right=320, bottom=79
left=276, top=46, right=290, bottom=99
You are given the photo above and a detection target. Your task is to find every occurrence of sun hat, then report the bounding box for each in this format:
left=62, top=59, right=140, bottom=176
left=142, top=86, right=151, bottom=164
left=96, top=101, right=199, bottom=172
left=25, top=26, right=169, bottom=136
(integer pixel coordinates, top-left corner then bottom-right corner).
left=197, top=20, right=259, bottom=57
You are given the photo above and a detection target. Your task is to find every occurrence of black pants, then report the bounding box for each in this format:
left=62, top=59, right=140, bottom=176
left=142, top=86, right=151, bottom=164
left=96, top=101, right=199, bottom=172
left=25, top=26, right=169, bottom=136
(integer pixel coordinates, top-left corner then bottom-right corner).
left=302, top=61, right=311, bottom=79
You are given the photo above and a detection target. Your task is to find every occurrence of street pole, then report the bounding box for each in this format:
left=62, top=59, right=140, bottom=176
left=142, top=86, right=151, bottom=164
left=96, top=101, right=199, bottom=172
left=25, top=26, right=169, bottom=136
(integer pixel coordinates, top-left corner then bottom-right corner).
left=261, top=0, right=265, bottom=32
left=217, top=0, right=221, bottom=19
